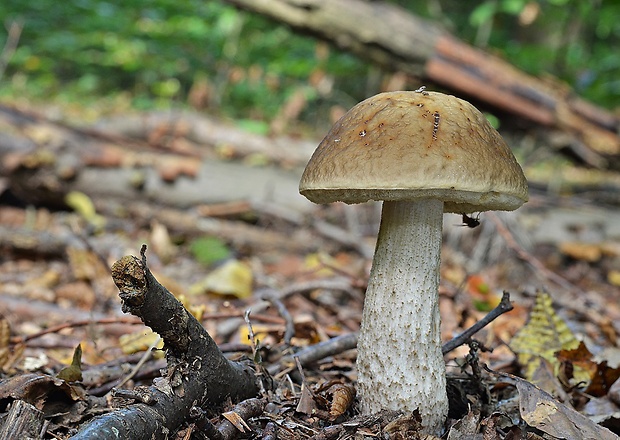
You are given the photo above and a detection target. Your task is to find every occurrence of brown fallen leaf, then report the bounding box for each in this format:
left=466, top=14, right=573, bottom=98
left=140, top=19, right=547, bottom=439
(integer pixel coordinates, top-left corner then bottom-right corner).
left=582, top=396, right=620, bottom=425
left=515, top=376, right=619, bottom=440
left=559, top=241, right=603, bottom=262
left=326, top=383, right=356, bottom=419
left=0, top=373, right=83, bottom=409
left=610, top=377, right=620, bottom=407
left=446, top=410, right=480, bottom=439
left=295, top=382, right=318, bottom=416
left=382, top=410, right=440, bottom=440
left=0, top=319, right=10, bottom=369
left=557, top=341, right=620, bottom=397
left=221, top=409, right=251, bottom=433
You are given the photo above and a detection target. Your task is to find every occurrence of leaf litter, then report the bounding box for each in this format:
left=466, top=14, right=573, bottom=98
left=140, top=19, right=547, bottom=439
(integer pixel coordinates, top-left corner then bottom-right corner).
left=1, top=171, right=620, bottom=438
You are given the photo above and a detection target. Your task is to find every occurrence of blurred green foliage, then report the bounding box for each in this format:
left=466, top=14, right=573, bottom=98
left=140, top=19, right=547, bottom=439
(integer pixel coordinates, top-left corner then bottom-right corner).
left=0, top=0, right=369, bottom=126
left=190, top=236, right=231, bottom=266
left=453, top=0, right=620, bottom=106
left=0, top=0, right=617, bottom=129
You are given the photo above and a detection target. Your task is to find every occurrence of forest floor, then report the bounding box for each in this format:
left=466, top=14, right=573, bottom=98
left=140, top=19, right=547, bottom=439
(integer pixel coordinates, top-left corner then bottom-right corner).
left=1, top=102, right=620, bottom=439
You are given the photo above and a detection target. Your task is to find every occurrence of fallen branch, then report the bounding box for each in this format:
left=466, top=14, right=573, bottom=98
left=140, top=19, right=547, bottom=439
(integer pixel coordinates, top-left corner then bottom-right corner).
left=269, top=291, right=515, bottom=375
left=69, top=246, right=266, bottom=440
left=441, top=291, right=514, bottom=354
left=10, top=317, right=142, bottom=345
left=225, top=0, right=620, bottom=162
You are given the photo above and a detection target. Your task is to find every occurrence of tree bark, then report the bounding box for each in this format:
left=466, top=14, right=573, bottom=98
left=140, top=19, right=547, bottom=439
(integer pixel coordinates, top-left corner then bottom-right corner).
left=0, top=400, right=45, bottom=440
left=225, top=0, right=620, bottom=164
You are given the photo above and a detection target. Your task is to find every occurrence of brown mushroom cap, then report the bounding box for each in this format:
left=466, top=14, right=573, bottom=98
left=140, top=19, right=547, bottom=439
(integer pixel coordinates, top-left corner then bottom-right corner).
left=299, top=91, right=528, bottom=213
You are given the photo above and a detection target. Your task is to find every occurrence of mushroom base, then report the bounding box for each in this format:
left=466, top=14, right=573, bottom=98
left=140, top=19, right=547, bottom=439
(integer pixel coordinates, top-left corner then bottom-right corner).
left=356, top=199, right=448, bottom=434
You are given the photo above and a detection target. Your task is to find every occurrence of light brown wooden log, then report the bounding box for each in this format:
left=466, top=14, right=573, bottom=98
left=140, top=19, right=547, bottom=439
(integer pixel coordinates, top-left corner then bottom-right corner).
left=225, top=0, right=620, bottom=159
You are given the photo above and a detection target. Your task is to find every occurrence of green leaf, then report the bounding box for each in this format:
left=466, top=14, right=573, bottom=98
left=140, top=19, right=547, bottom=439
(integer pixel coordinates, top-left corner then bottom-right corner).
left=190, top=237, right=231, bottom=266
left=484, top=112, right=500, bottom=129
left=236, top=119, right=270, bottom=136
left=56, top=344, right=83, bottom=382
left=469, top=2, right=497, bottom=27
left=500, top=0, right=527, bottom=15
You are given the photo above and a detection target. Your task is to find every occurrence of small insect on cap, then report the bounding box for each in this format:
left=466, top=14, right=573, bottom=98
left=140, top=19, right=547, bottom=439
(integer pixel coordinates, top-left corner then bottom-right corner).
left=299, top=91, right=528, bottom=213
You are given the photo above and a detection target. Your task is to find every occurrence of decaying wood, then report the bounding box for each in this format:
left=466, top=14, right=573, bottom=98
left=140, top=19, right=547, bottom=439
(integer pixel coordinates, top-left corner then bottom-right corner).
left=225, top=0, right=620, bottom=164
left=427, top=36, right=620, bottom=158
left=93, top=110, right=317, bottom=167
left=0, top=399, right=45, bottom=440
left=0, top=103, right=312, bottom=214
left=69, top=247, right=266, bottom=440
left=124, top=201, right=319, bottom=253
left=215, top=397, right=266, bottom=439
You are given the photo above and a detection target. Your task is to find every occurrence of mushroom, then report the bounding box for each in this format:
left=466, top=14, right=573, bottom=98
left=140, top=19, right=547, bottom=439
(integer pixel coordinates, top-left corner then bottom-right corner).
left=299, top=91, right=528, bottom=433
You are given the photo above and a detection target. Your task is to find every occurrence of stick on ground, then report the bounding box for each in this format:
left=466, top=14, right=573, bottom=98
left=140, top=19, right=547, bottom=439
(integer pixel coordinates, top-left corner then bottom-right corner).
left=69, top=246, right=265, bottom=440
left=441, top=290, right=514, bottom=354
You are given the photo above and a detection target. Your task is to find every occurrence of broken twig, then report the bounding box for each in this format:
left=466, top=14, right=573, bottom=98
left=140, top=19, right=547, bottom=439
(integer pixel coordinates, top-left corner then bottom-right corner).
left=442, top=291, right=514, bottom=354
left=70, top=246, right=264, bottom=439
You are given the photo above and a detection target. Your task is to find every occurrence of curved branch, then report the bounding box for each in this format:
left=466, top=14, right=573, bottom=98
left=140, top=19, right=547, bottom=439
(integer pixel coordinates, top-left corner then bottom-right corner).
left=70, top=247, right=265, bottom=440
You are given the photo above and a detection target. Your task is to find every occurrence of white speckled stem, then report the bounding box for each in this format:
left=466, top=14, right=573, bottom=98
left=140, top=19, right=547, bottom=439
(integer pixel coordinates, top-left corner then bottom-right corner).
left=357, top=199, right=448, bottom=434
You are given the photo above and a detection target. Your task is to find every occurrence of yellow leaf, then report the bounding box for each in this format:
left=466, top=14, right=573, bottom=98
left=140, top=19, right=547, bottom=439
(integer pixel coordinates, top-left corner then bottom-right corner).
left=608, top=270, right=620, bottom=287
left=509, top=291, right=581, bottom=386
left=304, top=252, right=336, bottom=276
left=190, top=259, right=253, bottom=299
left=177, top=294, right=206, bottom=321
left=559, top=242, right=601, bottom=262
left=65, top=191, right=106, bottom=231
left=238, top=324, right=279, bottom=346
left=119, top=330, right=164, bottom=356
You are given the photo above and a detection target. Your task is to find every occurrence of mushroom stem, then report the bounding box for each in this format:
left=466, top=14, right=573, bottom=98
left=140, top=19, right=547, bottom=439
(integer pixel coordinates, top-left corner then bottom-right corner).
left=357, top=199, right=448, bottom=433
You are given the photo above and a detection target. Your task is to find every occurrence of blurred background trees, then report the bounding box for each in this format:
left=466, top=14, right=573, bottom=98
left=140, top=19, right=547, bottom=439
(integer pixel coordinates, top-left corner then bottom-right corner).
left=1, top=0, right=618, bottom=134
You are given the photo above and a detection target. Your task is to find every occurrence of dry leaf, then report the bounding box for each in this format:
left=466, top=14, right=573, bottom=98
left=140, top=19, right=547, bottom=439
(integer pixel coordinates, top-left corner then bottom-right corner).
left=383, top=411, right=437, bottom=439
left=119, top=330, right=164, bottom=355
left=303, top=252, right=337, bottom=276
left=608, top=270, right=620, bottom=287
left=177, top=294, right=206, bottom=321
left=66, top=247, right=108, bottom=282
left=557, top=342, right=620, bottom=396
left=559, top=242, right=602, bottom=262
left=54, top=281, right=96, bottom=309
left=610, top=377, right=620, bottom=407
left=0, top=319, right=10, bottom=368
left=0, top=373, right=84, bottom=410
left=509, top=291, right=580, bottom=383
left=528, top=357, right=571, bottom=402
left=446, top=410, right=480, bottom=439
left=515, top=376, right=618, bottom=440
left=222, top=410, right=251, bottom=433
left=295, top=383, right=318, bottom=415
left=56, top=344, right=83, bottom=382
left=0, top=320, right=23, bottom=373
left=582, top=396, right=620, bottom=425
left=190, top=259, right=253, bottom=298
left=150, top=220, right=176, bottom=263
left=326, top=383, right=356, bottom=418
left=238, top=324, right=282, bottom=346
